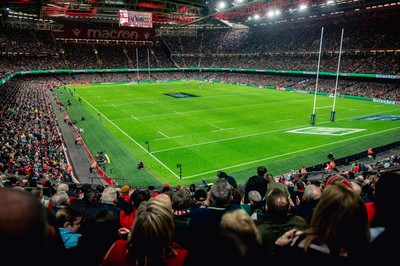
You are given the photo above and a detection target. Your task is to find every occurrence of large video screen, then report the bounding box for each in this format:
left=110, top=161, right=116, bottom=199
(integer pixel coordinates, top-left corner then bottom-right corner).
left=119, top=10, right=153, bottom=28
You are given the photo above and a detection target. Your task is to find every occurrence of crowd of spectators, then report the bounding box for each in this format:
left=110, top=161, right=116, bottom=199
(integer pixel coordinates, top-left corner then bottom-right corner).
left=1, top=7, right=399, bottom=79
left=0, top=78, right=71, bottom=183
left=1, top=159, right=399, bottom=265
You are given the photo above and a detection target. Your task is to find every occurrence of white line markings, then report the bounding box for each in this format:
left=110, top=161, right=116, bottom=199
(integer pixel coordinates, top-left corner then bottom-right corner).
left=78, top=94, right=181, bottom=179
left=158, top=131, right=170, bottom=138
left=209, top=124, right=224, bottom=130
left=315, top=105, right=332, bottom=109
left=275, top=119, right=293, bottom=123
left=79, top=90, right=399, bottom=180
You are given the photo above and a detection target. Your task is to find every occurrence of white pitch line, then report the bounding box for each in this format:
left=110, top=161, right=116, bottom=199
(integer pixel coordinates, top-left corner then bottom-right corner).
left=180, top=125, right=400, bottom=180
left=315, top=105, right=332, bottom=109
left=78, top=91, right=399, bottom=180
left=209, top=124, right=224, bottom=130
left=158, top=131, right=170, bottom=138
left=78, top=94, right=180, bottom=179
left=152, top=109, right=400, bottom=154
left=275, top=119, right=293, bottom=123
left=212, top=127, right=235, bottom=132
left=131, top=115, right=139, bottom=121
left=155, top=135, right=183, bottom=141
left=174, top=111, right=185, bottom=115
left=111, top=104, right=116, bottom=107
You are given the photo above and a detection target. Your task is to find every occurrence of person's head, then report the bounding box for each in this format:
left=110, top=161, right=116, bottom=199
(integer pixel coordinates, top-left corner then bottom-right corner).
left=265, top=188, right=289, bottom=220
left=257, top=166, right=267, bottom=176
left=194, top=188, right=207, bottom=202
left=265, top=173, right=275, bottom=182
left=172, top=189, right=192, bottom=211
left=305, top=183, right=370, bottom=256
left=126, top=198, right=176, bottom=265
left=209, top=178, right=232, bottom=207
left=82, top=188, right=100, bottom=206
left=0, top=188, right=56, bottom=263
left=130, top=189, right=151, bottom=209
left=154, top=193, right=173, bottom=212
left=81, top=210, right=120, bottom=256
left=230, top=188, right=243, bottom=205
left=248, top=190, right=262, bottom=204
left=56, top=182, right=69, bottom=193
left=372, top=171, right=400, bottom=228
left=100, top=186, right=117, bottom=204
left=51, top=191, right=69, bottom=209
left=302, top=184, right=322, bottom=205
left=31, top=186, right=44, bottom=199
left=217, top=170, right=229, bottom=178
left=220, top=209, right=262, bottom=257
left=120, top=185, right=130, bottom=196
left=350, top=181, right=362, bottom=194
left=56, top=206, right=82, bottom=233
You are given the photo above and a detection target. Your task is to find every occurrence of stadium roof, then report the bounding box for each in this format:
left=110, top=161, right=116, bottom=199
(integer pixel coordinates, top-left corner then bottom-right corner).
left=0, top=0, right=399, bottom=28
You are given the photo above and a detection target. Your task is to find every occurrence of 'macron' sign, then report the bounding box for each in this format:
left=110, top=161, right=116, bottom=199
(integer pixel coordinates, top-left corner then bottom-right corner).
left=64, top=28, right=156, bottom=41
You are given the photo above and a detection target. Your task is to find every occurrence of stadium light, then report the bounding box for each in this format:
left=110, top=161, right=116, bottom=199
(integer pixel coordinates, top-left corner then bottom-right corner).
left=299, top=4, right=308, bottom=10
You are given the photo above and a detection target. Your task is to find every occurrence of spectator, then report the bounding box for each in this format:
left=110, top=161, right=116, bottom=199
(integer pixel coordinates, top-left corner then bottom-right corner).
left=0, top=188, right=62, bottom=266
left=243, top=166, right=268, bottom=204
left=68, top=210, right=121, bottom=266
left=265, top=174, right=290, bottom=197
left=257, top=188, right=308, bottom=255
left=192, top=188, right=207, bottom=208
left=292, top=184, right=322, bottom=224
left=119, top=189, right=150, bottom=229
left=69, top=188, right=100, bottom=229
left=50, top=191, right=70, bottom=214
left=275, top=183, right=370, bottom=263
left=185, top=178, right=241, bottom=265
left=369, top=172, right=400, bottom=261
left=56, top=206, right=83, bottom=249
left=102, top=198, right=188, bottom=266
left=220, top=209, right=264, bottom=264
left=217, top=170, right=238, bottom=188
left=247, top=190, right=265, bottom=219
left=84, top=186, right=122, bottom=232
left=172, top=189, right=193, bottom=248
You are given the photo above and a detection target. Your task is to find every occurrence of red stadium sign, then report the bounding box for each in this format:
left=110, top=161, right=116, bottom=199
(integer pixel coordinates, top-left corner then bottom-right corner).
left=64, top=27, right=156, bottom=42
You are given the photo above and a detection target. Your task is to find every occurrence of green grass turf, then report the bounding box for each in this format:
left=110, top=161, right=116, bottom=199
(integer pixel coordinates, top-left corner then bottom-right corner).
left=57, top=81, right=400, bottom=187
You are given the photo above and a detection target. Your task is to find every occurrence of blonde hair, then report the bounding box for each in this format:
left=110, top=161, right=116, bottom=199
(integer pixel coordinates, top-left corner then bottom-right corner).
left=126, top=198, right=176, bottom=265
left=220, top=209, right=261, bottom=257
left=302, top=183, right=370, bottom=256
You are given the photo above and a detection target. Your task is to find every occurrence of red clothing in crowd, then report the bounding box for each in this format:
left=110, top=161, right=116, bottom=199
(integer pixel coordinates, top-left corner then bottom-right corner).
left=365, top=201, right=376, bottom=222
left=102, top=239, right=188, bottom=266
left=119, top=209, right=137, bottom=229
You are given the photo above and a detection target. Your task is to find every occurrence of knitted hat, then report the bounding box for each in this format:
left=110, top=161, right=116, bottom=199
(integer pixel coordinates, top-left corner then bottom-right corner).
left=325, top=175, right=353, bottom=189
left=120, top=185, right=130, bottom=194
